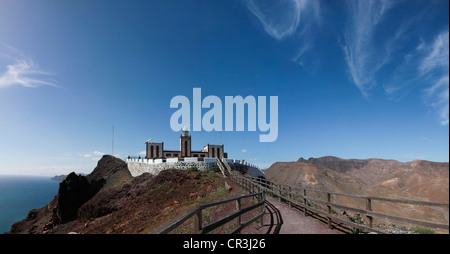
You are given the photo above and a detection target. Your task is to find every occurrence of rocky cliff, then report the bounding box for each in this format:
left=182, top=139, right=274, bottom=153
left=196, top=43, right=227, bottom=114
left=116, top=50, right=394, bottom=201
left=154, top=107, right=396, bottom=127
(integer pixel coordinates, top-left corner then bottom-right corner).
left=8, top=155, right=131, bottom=233
left=7, top=155, right=232, bottom=234
left=56, top=172, right=105, bottom=223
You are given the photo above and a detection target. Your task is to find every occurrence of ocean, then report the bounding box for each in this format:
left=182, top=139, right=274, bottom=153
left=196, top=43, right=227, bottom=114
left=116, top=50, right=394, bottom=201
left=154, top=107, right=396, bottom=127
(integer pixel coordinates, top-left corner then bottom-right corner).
left=0, top=175, right=60, bottom=234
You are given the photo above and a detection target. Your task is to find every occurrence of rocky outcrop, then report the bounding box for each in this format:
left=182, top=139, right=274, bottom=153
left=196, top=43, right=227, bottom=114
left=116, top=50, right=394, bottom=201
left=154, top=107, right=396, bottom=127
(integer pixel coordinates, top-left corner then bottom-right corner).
left=7, top=155, right=132, bottom=234
left=56, top=172, right=105, bottom=223
left=87, top=155, right=130, bottom=182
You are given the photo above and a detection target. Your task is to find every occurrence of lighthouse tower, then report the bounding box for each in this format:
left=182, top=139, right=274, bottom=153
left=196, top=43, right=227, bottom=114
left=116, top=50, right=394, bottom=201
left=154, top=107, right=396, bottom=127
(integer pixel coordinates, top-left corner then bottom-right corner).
left=180, top=126, right=191, bottom=158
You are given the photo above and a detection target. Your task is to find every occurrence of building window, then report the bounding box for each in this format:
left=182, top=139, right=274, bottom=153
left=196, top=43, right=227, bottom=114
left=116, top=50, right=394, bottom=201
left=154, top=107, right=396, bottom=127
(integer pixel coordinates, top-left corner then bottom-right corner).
left=156, top=146, right=159, bottom=158
left=211, top=147, right=215, bottom=158
left=151, top=146, right=154, bottom=158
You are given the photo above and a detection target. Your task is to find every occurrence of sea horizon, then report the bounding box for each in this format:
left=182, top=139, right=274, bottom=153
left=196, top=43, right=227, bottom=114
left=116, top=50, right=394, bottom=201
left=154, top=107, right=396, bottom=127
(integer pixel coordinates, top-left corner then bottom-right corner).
left=0, top=174, right=60, bottom=234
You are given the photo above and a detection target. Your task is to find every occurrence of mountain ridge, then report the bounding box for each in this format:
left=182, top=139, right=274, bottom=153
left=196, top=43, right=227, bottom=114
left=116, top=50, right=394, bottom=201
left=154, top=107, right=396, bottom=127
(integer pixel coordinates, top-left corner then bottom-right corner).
left=264, top=155, right=449, bottom=226
left=268, top=156, right=449, bottom=199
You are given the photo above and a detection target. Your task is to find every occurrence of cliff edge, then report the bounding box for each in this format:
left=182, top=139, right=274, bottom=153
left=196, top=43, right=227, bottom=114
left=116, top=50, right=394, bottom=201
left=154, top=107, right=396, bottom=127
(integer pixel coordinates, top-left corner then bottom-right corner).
left=7, top=155, right=231, bottom=234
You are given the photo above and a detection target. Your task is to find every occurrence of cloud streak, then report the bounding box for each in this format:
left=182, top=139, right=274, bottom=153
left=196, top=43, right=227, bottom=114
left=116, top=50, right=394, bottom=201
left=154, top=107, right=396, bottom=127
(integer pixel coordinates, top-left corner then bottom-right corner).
left=342, top=0, right=394, bottom=97
left=341, top=1, right=448, bottom=125
left=244, top=0, right=321, bottom=68
left=0, top=44, right=57, bottom=89
left=421, top=31, right=449, bottom=126
left=383, top=31, right=449, bottom=126
left=81, top=150, right=107, bottom=161
left=244, top=0, right=303, bottom=41
left=419, top=31, right=449, bottom=75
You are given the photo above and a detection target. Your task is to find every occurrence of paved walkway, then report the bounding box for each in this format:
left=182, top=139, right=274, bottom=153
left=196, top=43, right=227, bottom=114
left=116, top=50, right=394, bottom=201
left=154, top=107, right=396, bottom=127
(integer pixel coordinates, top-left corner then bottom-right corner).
left=260, top=197, right=343, bottom=234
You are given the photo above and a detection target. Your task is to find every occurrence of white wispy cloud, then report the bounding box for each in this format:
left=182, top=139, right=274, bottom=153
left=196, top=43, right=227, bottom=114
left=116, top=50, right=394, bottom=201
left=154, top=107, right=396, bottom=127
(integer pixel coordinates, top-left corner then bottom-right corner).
left=244, top=0, right=321, bottom=67
left=426, top=75, right=449, bottom=126
left=421, top=31, right=449, bottom=126
left=341, top=1, right=448, bottom=126
left=419, top=31, right=449, bottom=75
left=80, top=150, right=106, bottom=160
left=241, top=149, right=248, bottom=153
left=93, top=150, right=105, bottom=156
left=385, top=30, right=449, bottom=125
left=81, top=150, right=107, bottom=161
left=244, top=0, right=303, bottom=41
left=0, top=44, right=57, bottom=89
left=342, top=0, right=395, bottom=97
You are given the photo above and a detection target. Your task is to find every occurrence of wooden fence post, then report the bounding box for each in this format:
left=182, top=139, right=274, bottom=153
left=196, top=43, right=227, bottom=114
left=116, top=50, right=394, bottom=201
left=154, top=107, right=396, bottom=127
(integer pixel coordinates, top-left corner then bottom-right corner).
left=236, top=198, right=242, bottom=233
left=271, top=182, right=274, bottom=197
left=193, top=210, right=202, bottom=234
left=289, top=186, right=292, bottom=207
left=260, top=192, right=265, bottom=227
left=366, top=198, right=373, bottom=228
left=327, top=192, right=332, bottom=229
left=303, top=189, right=308, bottom=216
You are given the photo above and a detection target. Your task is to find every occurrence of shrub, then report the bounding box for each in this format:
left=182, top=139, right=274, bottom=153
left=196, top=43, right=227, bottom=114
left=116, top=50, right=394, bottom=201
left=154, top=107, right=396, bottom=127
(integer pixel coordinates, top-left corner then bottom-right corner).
left=409, top=226, right=435, bottom=234
left=348, top=213, right=365, bottom=234
left=206, top=170, right=220, bottom=178
left=186, top=167, right=199, bottom=172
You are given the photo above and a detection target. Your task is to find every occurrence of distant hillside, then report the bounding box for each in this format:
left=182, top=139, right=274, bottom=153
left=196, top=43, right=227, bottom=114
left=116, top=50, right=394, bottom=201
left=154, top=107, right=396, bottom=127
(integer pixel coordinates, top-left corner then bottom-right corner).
left=51, top=173, right=87, bottom=182
left=265, top=156, right=449, bottom=225
left=294, top=156, right=449, bottom=201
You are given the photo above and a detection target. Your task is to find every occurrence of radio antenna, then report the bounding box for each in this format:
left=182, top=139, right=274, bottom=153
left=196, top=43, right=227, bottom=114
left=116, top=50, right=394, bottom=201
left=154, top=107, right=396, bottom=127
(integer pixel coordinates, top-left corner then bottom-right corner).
left=112, top=124, right=114, bottom=156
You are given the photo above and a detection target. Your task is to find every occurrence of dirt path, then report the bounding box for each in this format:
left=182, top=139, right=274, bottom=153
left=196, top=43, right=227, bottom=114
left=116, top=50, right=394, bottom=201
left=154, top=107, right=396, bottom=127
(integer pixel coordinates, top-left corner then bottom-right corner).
left=258, top=197, right=343, bottom=234
left=229, top=180, right=345, bottom=234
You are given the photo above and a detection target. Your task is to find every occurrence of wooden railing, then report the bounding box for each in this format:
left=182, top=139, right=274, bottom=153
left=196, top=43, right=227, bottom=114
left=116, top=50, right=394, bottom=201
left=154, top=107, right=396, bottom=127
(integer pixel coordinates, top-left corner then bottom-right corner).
left=152, top=158, right=448, bottom=234
left=152, top=190, right=265, bottom=234
left=216, top=158, right=228, bottom=177
left=232, top=172, right=449, bottom=234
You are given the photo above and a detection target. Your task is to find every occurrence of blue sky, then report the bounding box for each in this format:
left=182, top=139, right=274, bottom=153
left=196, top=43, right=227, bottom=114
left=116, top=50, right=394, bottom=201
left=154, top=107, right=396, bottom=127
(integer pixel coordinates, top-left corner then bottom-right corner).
left=0, top=0, right=448, bottom=176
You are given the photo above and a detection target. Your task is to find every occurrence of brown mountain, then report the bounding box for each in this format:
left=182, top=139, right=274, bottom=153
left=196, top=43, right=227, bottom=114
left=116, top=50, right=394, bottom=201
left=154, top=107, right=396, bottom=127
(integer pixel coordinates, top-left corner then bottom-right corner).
left=294, top=156, right=449, bottom=201
left=265, top=156, right=449, bottom=226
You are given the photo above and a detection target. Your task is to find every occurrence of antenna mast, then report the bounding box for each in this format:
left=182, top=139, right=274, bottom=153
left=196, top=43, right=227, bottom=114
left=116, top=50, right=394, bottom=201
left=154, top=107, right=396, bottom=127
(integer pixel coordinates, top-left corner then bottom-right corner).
left=112, top=124, right=114, bottom=156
